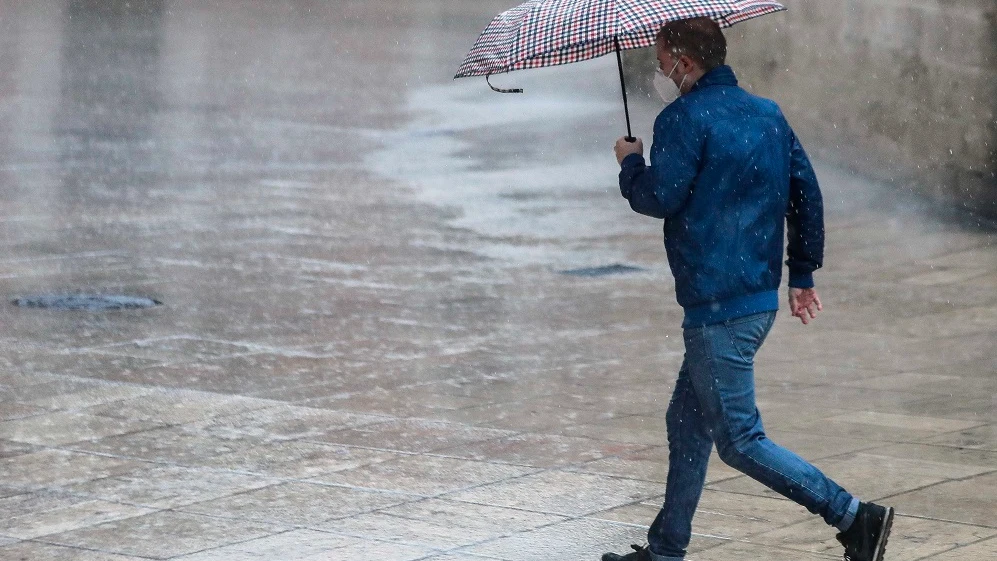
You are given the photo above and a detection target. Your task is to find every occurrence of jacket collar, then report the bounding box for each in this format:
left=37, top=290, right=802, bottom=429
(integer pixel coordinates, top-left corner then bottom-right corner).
left=691, top=64, right=738, bottom=91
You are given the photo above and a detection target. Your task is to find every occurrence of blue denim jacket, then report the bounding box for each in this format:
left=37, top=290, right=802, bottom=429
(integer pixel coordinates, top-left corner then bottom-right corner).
left=619, top=65, right=824, bottom=328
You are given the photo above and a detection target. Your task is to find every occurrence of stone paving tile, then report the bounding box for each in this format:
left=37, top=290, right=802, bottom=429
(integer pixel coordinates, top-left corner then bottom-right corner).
left=461, top=516, right=725, bottom=561
left=418, top=555, right=505, bottom=561
left=85, top=390, right=275, bottom=426
left=0, top=402, right=48, bottom=422
left=1, top=379, right=106, bottom=405
left=0, top=439, right=36, bottom=459
left=691, top=540, right=837, bottom=560
left=79, top=336, right=260, bottom=363
left=204, top=440, right=400, bottom=478
left=541, top=388, right=673, bottom=415
left=921, top=424, right=997, bottom=451
left=0, top=541, right=146, bottom=560
left=920, top=535, right=997, bottom=561
left=837, top=273, right=997, bottom=311
left=316, top=454, right=536, bottom=495
left=900, top=393, right=997, bottom=423
left=560, top=415, right=666, bottom=446
left=837, top=371, right=982, bottom=396
left=770, top=410, right=983, bottom=444
left=0, top=253, right=132, bottom=281
left=902, top=369, right=997, bottom=399
left=901, top=268, right=995, bottom=288
left=761, top=430, right=888, bottom=460
left=1, top=490, right=91, bottom=521
left=442, top=470, right=661, bottom=517
left=764, top=331, right=994, bottom=373
left=131, top=352, right=367, bottom=394
left=247, top=381, right=364, bottom=402
left=589, top=489, right=812, bottom=542
left=437, top=400, right=631, bottom=433
left=737, top=400, right=854, bottom=429
left=43, top=510, right=286, bottom=559
left=1, top=353, right=165, bottom=383
left=0, top=450, right=143, bottom=490
left=887, top=471, right=997, bottom=528
left=81, top=364, right=247, bottom=392
left=0, top=370, right=60, bottom=388
left=325, top=498, right=565, bottom=549
left=817, top=411, right=985, bottom=436
left=0, top=498, right=154, bottom=540
left=328, top=392, right=495, bottom=422
left=425, top=374, right=588, bottom=404
left=182, top=481, right=413, bottom=525
left=771, top=385, right=933, bottom=416
left=753, top=361, right=897, bottom=385
left=566, top=453, right=669, bottom=484
left=224, top=358, right=388, bottom=394
left=314, top=419, right=516, bottom=454
left=748, top=514, right=997, bottom=560
left=916, top=354, right=997, bottom=380
left=709, top=451, right=994, bottom=503
left=568, top=446, right=742, bottom=485
left=189, top=404, right=391, bottom=442
left=864, top=443, right=997, bottom=471
left=71, top=427, right=254, bottom=466
left=922, top=246, right=997, bottom=271
left=130, top=362, right=355, bottom=395
left=0, top=486, right=30, bottom=501
left=27, top=384, right=153, bottom=412
left=171, top=529, right=435, bottom=561
left=62, top=464, right=277, bottom=509
left=435, top=432, right=646, bottom=468
left=0, top=411, right=163, bottom=446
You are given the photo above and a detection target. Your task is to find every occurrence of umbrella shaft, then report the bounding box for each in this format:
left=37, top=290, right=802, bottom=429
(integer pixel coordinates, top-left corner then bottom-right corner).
left=614, top=37, right=634, bottom=141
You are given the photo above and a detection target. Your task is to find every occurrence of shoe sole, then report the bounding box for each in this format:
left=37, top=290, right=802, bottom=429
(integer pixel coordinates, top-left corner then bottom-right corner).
left=873, top=507, right=895, bottom=561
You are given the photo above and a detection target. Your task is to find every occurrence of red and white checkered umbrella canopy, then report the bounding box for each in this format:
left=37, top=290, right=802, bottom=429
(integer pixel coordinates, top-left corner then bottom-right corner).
left=455, top=0, right=785, bottom=79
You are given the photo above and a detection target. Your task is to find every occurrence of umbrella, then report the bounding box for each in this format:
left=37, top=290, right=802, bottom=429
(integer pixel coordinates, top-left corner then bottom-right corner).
left=455, top=0, right=785, bottom=139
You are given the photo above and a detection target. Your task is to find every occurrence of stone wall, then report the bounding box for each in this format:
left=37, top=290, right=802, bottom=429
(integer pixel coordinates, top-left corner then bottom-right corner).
left=626, top=0, right=997, bottom=217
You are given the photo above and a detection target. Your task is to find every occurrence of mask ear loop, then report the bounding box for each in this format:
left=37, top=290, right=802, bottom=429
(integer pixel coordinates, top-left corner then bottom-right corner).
left=486, top=74, right=523, bottom=94
left=667, top=59, right=681, bottom=79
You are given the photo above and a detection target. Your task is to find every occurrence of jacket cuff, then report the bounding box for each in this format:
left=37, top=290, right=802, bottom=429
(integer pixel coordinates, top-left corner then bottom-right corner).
left=620, top=153, right=644, bottom=169
left=788, top=270, right=815, bottom=289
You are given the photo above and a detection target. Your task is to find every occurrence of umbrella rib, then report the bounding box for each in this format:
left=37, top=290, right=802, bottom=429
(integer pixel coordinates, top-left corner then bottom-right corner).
left=504, top=0, right=545, bottom=75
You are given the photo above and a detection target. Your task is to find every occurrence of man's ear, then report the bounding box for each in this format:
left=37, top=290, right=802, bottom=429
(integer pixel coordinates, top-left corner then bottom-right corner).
left=678, top=54, right=698, bottom=74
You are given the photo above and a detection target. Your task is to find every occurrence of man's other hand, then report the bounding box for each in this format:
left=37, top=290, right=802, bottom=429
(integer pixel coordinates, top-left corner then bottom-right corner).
left=789, top=287, right=822, bottom=325
left=615, top=137, right=643, bottom=165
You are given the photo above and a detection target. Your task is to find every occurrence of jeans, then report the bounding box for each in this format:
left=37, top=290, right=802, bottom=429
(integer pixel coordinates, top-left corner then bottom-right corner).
left=647, top=311, right=857, bottom=561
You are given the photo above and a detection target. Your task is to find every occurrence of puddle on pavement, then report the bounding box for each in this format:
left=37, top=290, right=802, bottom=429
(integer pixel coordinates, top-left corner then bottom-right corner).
left=368, top=63, right=653, bottom=269
left=559, top=264, right=646, bottom=277
left=12, top=294, right=162, bottom=310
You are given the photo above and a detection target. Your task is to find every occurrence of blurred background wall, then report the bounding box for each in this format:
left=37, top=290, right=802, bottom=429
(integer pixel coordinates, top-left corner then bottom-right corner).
left=626, top=0, right=997, bottom=219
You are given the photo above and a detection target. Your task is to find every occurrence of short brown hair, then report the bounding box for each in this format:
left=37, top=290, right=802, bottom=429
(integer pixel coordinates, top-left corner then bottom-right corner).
left=656, top=17, right=727, bottom=71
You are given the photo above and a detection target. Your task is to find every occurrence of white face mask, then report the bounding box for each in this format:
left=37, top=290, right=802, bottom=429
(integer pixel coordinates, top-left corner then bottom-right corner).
left=653, top=59, right=685, bottom=105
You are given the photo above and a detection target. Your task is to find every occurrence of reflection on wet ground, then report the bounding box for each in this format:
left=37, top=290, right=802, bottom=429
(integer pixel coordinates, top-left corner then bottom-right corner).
left=0, top=1, right=995, bottom=560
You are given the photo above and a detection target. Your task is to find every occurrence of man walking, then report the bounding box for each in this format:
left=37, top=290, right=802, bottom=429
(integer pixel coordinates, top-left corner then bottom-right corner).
left=605, top=17, right=894, bottom=561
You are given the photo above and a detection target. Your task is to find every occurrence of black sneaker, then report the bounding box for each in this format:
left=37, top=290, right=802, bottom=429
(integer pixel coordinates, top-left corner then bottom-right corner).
left=836, top=502, right=895, bottom=561
left=602, top=544, right=653, bottom=561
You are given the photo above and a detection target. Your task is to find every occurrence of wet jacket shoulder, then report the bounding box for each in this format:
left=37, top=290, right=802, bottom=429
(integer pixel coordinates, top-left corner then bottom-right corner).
left=619, top=65, right=824, bottom=327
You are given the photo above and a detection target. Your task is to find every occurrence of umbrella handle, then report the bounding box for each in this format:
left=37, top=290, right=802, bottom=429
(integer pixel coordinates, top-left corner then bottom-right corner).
left=614, top=37, right=635, bottom=142
left=486, top=74, right=523, bottom=94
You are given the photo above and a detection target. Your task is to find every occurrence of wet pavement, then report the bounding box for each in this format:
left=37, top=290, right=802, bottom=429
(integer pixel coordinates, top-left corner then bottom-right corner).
left=1, top=1, right=996, bottom=560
